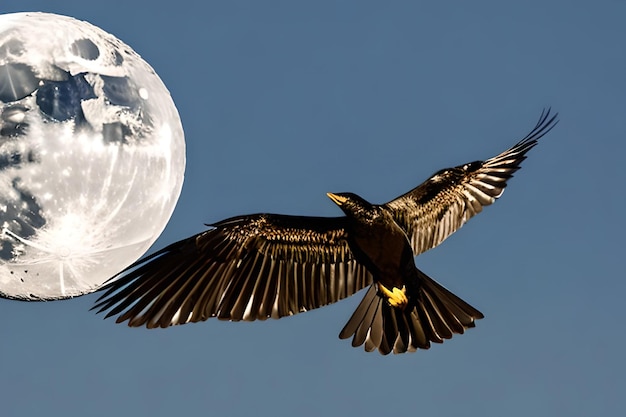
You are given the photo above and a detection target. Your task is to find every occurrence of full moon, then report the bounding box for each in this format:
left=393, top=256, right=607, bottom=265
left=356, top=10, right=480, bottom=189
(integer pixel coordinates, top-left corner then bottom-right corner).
left=0, top=13, right=185, bottom=300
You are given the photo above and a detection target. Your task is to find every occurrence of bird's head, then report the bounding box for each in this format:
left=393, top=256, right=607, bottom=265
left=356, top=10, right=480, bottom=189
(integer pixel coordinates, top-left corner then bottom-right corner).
left=326, top=192, right=374, bottom=218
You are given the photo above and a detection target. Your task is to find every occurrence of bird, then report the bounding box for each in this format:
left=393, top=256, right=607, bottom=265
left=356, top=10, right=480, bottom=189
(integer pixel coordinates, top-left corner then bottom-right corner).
left=93, top=109, right=558, bottom=355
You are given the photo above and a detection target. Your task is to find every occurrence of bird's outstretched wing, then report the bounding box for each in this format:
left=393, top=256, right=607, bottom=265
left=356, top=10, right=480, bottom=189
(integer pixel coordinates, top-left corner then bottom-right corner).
left=383, top=108, right=558, bottom=256
left=93, top=214, right=373, bottom=328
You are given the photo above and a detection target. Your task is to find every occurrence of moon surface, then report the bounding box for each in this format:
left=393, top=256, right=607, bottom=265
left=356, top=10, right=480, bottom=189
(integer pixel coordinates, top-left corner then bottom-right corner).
left=0, top=12, right=185, bottom=300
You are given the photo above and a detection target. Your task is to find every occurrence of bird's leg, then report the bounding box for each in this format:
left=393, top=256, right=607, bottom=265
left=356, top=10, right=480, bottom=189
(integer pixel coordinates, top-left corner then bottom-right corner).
left=378, top=283, right=408, bottom=309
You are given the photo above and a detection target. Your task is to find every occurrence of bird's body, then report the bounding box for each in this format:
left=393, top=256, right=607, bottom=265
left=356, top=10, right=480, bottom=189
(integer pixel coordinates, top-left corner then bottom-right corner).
left=326, top=192, right=484, bottom=353
left=334, top=195, right=408, bottom=291
left=94, top=109, right=558, bottom=354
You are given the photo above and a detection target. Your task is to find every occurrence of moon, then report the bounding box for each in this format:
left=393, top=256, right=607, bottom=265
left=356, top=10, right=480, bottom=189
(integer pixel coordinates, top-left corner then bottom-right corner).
left=0, top=12, right=186, bottom=300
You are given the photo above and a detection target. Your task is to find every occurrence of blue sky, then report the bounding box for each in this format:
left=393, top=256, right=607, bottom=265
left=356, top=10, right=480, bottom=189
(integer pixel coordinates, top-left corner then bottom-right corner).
left=1, top=1, right=625, bottom=416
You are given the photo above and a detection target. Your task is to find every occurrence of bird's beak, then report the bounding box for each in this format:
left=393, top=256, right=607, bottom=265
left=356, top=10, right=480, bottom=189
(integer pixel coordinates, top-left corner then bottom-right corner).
left=327, top=192, right=347, bottom=206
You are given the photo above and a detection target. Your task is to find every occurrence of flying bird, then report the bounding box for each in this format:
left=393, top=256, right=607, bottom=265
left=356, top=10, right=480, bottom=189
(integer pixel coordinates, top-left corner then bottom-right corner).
left=93, top=109, right=558, bottom=355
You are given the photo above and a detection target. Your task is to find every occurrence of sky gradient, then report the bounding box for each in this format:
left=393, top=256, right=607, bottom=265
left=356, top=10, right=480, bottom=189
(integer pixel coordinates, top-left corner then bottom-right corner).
left=1, top=1, right=625, bottom=417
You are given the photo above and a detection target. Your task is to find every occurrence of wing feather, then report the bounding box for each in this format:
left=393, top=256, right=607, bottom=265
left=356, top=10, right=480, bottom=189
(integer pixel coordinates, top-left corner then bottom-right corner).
left=383, top=108, right=558, bottom=256
left=93, top=213, right=373, bottom=327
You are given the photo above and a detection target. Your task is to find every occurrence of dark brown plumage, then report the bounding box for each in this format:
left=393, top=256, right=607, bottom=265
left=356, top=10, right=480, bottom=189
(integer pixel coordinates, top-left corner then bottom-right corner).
left=93, top=109, right=558, bottom=354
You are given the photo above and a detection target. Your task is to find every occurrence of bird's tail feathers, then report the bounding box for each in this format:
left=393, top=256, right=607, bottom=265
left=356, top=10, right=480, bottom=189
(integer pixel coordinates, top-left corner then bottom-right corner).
left=338, top=269, right=483, bottom=355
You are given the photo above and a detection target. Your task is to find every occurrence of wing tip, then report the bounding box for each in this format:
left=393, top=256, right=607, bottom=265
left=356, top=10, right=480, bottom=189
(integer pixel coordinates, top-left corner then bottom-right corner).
left=517, top=107, right=559, bottom=147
